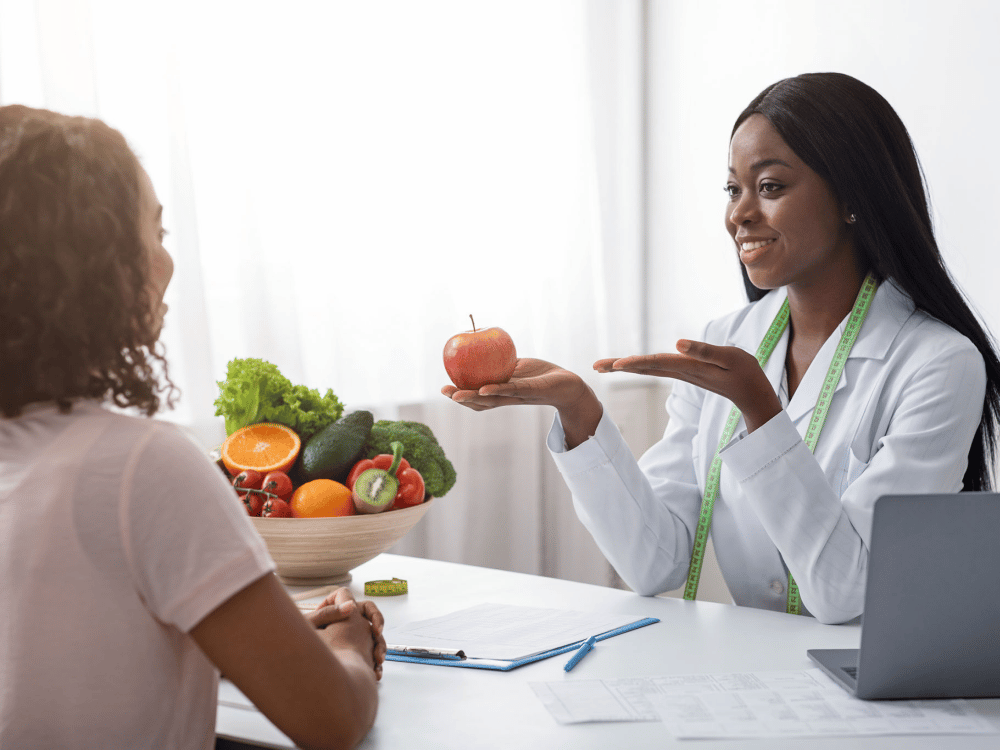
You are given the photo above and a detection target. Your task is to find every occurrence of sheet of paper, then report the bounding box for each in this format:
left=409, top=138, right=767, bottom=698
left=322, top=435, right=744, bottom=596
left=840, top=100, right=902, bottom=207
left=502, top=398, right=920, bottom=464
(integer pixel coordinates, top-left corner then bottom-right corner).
left=530, top=679, right=662, bottom=724
left=532, top=669, right=999, bottom=737
left=382, top=602, right=643, bottom=660
left=218, top=679, right=256, bottom=711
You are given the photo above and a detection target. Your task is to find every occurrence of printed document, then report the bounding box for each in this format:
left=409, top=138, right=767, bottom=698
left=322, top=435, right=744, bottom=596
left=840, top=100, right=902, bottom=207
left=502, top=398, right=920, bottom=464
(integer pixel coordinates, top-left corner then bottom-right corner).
left=382, top=602, right=641, bottom=660
left=531, top=669, right=998, bottom=738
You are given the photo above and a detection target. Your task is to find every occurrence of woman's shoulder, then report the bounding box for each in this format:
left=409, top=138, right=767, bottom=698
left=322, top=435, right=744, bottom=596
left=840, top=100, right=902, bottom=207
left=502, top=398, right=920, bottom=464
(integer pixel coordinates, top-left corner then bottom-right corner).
left=880, top=280, right=984, bottom=361
left=69, top=403, right=213, bottom=475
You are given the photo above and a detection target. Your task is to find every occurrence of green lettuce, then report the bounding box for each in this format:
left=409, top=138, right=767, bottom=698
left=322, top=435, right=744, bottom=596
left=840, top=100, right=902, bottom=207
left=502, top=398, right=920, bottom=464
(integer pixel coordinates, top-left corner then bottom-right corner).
left=214, top=357, right=344, bottom=442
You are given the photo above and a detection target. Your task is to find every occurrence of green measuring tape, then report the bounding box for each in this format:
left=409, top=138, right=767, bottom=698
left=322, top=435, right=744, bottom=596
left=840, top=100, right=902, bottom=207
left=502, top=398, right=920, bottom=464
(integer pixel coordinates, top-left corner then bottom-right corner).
left=683, top=273, right=878, bottom=614
left=364, top=578, right=408, bottom=596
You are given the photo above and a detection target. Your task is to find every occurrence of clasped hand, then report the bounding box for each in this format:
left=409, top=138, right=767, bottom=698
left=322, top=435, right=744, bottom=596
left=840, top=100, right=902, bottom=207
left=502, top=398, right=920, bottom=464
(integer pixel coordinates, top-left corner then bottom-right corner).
left=304, top=587, right=387, bottom=680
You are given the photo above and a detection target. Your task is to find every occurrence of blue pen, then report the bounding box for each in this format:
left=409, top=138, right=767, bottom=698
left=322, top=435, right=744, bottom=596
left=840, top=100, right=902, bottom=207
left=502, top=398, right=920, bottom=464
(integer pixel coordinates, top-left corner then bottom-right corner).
left=563, top=635, right=597, bottom=672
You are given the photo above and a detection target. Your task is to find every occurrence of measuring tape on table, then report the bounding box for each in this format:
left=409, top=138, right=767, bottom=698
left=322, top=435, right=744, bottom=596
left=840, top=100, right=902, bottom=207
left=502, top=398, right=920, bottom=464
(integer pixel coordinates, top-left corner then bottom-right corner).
left=364, top=578, right=408, bottom=596
left=683, top=273, right=877, bottom=615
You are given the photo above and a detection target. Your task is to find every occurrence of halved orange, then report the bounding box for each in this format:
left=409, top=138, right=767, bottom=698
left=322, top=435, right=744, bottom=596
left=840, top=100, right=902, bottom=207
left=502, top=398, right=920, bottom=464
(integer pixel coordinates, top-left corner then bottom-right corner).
left=221, top=422, right=302, bottom=476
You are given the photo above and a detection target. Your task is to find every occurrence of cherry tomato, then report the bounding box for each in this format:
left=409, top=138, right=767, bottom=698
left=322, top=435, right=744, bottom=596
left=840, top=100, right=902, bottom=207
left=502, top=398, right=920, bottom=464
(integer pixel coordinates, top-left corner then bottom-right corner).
left=261, top=470, right=293, bottom=497
left=241, top=491, right=264, bottom=517
left=233, top=470, right=264, bottom=491
left=262, top=497, right=292, bottom=518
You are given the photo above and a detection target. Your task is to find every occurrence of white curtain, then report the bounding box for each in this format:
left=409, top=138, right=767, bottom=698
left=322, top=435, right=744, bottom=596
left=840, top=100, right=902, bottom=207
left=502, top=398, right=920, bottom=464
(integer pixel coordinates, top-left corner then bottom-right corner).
left=1, top=0, right=680, bottom=591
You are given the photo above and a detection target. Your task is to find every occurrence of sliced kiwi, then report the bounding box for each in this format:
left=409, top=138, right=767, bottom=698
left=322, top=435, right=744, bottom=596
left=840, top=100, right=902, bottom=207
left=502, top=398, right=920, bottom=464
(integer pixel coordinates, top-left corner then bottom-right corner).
left=352, top=469, right=399, bottom=514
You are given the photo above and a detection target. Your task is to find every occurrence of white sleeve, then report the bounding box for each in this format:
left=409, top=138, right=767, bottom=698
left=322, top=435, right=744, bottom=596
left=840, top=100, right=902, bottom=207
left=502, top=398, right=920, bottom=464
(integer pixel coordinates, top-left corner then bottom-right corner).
left=719, top=340, right=986, bottom=624
left=119, top=424, right=276, bottom=632
left=547, top=380, right=707, bottom=595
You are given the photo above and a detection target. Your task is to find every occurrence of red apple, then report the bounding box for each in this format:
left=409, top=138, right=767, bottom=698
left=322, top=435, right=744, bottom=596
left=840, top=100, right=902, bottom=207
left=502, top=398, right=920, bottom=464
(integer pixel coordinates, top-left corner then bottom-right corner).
left=443, top=315, right=517, bottom=391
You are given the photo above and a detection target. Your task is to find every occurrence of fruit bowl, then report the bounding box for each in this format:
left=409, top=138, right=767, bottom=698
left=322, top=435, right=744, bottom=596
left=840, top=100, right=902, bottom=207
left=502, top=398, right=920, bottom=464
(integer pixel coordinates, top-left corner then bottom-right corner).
left=250, top=499, right=434, bottom=586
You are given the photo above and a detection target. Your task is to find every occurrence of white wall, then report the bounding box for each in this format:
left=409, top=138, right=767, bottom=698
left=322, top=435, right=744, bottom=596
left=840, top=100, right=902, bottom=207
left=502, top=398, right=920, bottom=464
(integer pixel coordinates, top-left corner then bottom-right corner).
left=646, top=0, right=1000, bottom=351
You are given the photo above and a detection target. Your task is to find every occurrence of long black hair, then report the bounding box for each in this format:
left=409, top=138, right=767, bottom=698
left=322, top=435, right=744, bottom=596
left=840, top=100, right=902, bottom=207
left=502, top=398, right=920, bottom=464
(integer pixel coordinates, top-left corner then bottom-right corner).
left=732, top=72, right=1000, bottom=491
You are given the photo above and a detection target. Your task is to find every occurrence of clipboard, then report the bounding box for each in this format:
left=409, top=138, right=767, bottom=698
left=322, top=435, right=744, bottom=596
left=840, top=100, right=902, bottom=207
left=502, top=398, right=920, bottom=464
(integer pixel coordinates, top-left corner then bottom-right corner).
left=386, top=617, right=660, bottom=671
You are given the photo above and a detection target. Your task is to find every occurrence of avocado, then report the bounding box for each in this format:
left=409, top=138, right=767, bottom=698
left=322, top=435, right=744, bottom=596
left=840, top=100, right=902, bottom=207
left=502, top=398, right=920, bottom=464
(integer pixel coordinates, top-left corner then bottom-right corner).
left=298, top=410, right=375, bottom=483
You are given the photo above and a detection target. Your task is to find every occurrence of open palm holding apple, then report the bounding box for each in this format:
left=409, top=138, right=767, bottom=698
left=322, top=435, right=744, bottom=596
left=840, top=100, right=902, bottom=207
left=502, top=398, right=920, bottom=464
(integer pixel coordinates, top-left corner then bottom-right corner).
left=442, top=317, right=606, bottom=447
left=442, top=316, right=593, bottom=413
left=441, top=357, right=593, bottom=412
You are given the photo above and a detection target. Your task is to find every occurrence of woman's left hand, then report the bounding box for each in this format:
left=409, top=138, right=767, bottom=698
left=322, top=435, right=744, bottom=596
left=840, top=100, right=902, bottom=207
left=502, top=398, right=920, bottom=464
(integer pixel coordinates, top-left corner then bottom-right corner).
left=595, top=339, right=783, bottom=432
left=305, top=588, right=387, bottom=680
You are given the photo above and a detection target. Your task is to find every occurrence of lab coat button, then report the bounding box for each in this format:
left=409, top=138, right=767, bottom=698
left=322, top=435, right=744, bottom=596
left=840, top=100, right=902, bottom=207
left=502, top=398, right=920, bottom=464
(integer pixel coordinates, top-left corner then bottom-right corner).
left=770, top=580, right=785, bottom=594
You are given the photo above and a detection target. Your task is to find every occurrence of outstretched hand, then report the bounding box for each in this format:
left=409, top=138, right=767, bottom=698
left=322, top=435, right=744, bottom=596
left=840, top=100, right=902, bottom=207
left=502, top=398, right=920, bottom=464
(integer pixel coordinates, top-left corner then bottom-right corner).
left=442, top=357, right=605, bottom=449
left=596, top=340, right=782, bottom=433
left=441, top=358, right=592, bottom=412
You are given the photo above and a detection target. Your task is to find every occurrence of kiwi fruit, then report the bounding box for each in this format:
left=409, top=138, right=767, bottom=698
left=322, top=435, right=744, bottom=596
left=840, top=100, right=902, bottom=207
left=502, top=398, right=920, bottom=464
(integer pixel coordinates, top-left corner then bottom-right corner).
left=352, top=469, right=399, bottom=514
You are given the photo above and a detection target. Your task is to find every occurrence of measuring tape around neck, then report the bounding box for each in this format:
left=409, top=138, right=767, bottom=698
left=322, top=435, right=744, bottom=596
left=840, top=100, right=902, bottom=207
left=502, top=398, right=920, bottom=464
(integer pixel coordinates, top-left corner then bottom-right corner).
left=683, top=273, right=878, bottom=614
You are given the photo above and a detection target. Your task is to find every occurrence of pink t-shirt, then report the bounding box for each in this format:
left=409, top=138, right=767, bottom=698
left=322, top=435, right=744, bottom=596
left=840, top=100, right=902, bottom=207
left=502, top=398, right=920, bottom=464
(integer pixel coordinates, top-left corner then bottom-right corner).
left=0, top=401, right=275, bottom=749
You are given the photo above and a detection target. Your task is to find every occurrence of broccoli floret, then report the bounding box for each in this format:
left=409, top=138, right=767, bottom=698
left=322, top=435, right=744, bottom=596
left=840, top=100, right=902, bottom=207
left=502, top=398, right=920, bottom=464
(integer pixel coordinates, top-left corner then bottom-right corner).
left=362, top=420, right=457, bottom=498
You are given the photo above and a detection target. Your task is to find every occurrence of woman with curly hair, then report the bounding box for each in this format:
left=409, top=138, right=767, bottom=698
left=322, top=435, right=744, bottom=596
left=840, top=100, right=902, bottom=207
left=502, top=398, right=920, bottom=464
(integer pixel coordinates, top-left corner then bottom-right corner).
left=0, top=107, right=382, bottom=750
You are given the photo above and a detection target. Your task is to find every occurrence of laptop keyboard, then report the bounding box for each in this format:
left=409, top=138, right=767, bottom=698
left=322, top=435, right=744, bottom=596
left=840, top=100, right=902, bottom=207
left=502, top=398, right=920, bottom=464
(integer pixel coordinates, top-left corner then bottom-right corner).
left=843, top=666, right=858, bottom=679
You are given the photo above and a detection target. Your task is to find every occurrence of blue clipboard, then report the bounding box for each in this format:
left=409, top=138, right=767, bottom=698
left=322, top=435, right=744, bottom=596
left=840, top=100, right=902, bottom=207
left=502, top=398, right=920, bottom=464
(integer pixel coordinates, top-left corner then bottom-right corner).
left=386, top=617, right=660, bottom=671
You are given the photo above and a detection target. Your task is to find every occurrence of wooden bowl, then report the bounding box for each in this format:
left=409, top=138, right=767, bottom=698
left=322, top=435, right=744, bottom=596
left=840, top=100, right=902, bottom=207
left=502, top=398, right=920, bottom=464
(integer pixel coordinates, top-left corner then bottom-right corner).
left=250, top=499, right=434, bottom=586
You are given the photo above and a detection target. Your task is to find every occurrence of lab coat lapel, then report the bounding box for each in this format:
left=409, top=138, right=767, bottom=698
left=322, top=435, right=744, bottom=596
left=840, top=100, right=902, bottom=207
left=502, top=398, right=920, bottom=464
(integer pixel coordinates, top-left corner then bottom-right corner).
left=726, top=288, right=791, bottom=406
left=784, top=279, right=915, bottom=424
left=846, top=279, right=916, bottom=359
left=784, top=327, right=842, bottom=424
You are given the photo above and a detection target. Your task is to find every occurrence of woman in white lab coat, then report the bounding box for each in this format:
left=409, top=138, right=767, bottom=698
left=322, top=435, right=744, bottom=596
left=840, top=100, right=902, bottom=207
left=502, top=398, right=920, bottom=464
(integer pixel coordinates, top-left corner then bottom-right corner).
left=443, top=72, right=1000, bottom=625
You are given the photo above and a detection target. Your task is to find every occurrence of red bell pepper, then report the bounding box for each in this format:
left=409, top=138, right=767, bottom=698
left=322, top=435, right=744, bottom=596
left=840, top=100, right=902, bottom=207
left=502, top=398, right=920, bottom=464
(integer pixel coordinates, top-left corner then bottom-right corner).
left=347, top=452, right=425, bottom=508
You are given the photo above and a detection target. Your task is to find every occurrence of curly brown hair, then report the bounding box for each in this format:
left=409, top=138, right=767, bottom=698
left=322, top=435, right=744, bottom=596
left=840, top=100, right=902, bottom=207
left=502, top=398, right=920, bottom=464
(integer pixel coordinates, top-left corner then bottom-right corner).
left=0, top=106, right=178, bottom=418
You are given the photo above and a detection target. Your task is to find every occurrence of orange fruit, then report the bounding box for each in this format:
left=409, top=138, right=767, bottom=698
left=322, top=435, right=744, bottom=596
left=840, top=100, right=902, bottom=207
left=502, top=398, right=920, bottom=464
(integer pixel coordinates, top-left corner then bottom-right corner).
left=221, top=422, right=302, bottom=475
left=289, top=479, right=354, bottom=518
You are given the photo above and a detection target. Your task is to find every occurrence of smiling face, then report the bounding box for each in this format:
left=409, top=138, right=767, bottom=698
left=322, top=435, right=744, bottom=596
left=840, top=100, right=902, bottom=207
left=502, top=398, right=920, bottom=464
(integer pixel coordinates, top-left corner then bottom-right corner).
left=725, top=114, right=857, bottom=293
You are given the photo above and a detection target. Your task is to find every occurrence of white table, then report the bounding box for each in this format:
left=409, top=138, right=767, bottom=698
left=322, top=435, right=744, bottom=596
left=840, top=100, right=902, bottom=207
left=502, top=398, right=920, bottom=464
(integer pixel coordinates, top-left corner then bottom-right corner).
left=216, top=553, right=1000, bottom=749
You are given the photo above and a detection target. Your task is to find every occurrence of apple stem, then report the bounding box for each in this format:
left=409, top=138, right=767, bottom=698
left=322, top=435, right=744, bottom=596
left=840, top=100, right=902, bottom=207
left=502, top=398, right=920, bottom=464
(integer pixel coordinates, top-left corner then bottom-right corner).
left=469, top=314, right=477, bottom=333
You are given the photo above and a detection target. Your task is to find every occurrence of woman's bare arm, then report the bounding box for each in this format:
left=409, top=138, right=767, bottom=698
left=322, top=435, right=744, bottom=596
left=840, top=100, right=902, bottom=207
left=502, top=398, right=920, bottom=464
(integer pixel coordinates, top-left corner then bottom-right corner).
left=192, top=573, right=379, bottom=750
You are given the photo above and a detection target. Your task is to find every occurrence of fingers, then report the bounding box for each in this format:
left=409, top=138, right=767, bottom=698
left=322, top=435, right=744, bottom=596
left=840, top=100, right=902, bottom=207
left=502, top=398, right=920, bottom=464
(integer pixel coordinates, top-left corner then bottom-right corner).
left=442, top=385, right=507, bottom=411
left=595, top=352, right=738, bottom=396
left=441, top=384, right=540, bottom=410
left=593, top=358, right=617, bottom=373
left=359, top=600, right=387, bottom=681
left=305, top=594, right=357, bottom=629
left=305, top=599, right=356, bottom=628
left=303, top=587, right=357, bottom=628
left=675, top=339, right=734, bottom=368
left=332, top=587, right=357, bottom=606
left=595, top=341, right=744, bottom=378
left=441, top=359, right=573, bottom=411
left=602, top=353, right=709, bottom=378
left=359, top=600, right=385, bottom=634
left=316, top=587, right=357, bottom=611
left=595, top=352, right=691, bottom=376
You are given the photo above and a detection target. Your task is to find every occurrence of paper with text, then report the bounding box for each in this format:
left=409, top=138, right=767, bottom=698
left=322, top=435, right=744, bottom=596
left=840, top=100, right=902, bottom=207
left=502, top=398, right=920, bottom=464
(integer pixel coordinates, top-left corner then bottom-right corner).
left=532, top=669, right=999, bottom=737
left=382, top=603, right=641, bottom=660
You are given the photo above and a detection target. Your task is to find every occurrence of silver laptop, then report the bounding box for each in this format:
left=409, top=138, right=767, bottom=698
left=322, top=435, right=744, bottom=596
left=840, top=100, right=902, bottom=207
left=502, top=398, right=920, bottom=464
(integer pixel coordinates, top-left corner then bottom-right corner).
left=808, top=493, right=1000, bottom=700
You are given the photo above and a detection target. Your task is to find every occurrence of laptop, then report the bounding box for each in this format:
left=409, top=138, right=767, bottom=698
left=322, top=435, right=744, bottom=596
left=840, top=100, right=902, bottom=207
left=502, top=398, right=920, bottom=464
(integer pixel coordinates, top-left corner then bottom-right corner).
left=808, top=493, right=1000, bottom=700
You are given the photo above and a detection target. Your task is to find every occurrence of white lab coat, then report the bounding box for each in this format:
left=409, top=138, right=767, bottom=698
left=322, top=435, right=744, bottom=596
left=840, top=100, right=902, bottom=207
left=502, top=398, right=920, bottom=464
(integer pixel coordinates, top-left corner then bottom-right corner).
left=548, top=280, right=986, bottom=624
